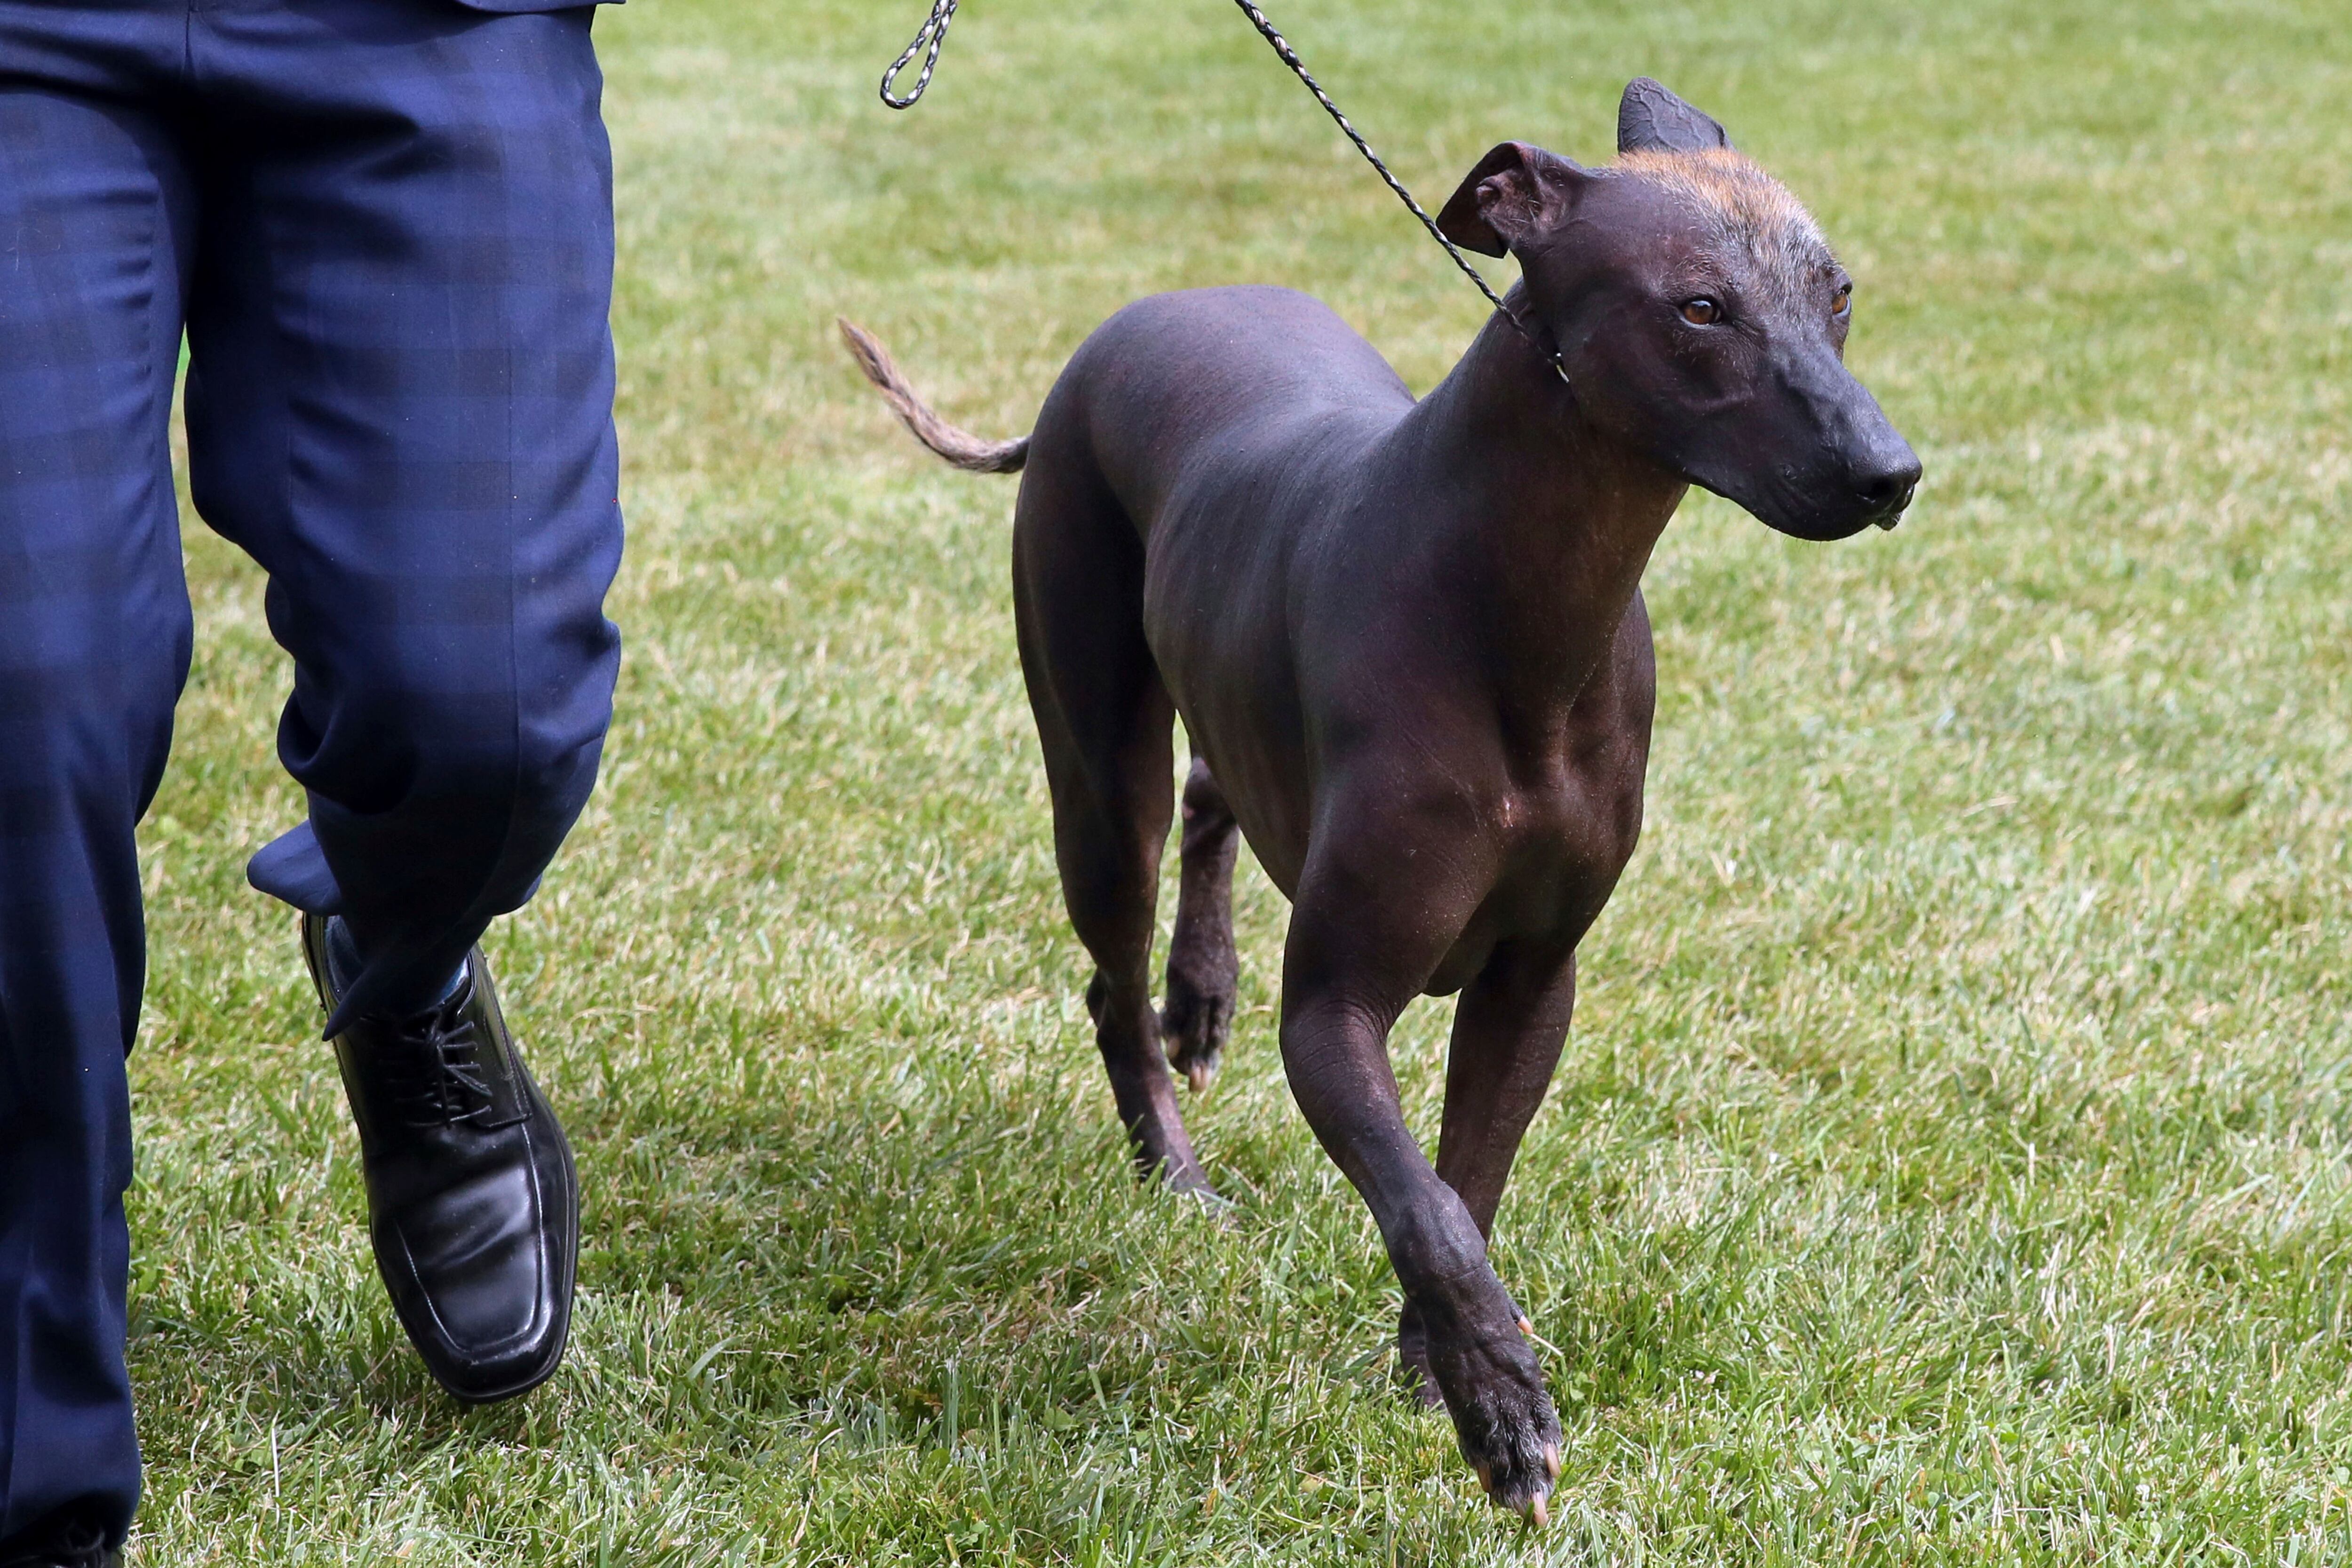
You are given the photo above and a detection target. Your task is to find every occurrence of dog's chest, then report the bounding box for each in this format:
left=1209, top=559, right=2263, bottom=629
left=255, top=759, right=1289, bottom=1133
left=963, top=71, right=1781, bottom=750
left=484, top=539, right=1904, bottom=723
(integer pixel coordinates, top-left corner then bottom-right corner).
left=1481, top=735, right=1648, bottom=915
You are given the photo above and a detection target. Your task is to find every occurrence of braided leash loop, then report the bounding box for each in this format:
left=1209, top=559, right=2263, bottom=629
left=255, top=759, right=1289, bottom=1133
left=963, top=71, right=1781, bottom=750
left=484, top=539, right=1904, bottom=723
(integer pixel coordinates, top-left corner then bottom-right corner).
left=1227, top=0, right=1569, bottom=387
left=881, top=0, right=959, bottom=110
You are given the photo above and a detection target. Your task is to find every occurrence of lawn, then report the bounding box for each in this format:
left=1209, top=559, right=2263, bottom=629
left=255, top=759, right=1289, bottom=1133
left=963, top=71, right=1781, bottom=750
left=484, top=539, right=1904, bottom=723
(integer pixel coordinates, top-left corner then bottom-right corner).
left=124, top=0, right=2352, bottom=1560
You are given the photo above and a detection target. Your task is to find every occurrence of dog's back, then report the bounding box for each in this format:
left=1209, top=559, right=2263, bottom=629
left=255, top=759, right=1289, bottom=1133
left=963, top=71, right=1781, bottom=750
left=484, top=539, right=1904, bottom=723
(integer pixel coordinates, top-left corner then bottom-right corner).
left=1034, top=286, right=1416, bottom=545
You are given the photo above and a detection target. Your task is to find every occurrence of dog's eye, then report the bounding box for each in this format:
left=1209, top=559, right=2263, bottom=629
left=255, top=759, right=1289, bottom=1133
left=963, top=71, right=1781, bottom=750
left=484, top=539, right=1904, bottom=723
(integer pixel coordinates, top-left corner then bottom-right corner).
left=1831, top=283, right=1853, bottom=317
left=1678, top=298, right=1720, bottom=326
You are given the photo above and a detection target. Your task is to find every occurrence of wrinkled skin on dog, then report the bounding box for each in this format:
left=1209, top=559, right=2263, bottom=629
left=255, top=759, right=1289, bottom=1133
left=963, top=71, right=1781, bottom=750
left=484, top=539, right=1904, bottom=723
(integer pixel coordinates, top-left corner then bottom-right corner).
left=846, top=79, right=1918, bottom=1524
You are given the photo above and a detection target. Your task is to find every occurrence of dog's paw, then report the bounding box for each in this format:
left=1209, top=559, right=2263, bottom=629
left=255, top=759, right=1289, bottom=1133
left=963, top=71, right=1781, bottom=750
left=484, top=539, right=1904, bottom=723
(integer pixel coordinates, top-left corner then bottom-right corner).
left=1158, top=1155, right=1220, bottom=1200
left=1158, top=974, right=1232, bottom=1094
left=1425, top=1305, right=1562, bottom=1524
left=1128, top=1115, right=1219, bottom=1201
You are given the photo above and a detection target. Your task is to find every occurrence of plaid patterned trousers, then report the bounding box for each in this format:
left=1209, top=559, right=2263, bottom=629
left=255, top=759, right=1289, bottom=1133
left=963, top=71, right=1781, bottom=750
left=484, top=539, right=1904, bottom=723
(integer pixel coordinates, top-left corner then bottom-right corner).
left=0, top=0, right=623, bottom=1544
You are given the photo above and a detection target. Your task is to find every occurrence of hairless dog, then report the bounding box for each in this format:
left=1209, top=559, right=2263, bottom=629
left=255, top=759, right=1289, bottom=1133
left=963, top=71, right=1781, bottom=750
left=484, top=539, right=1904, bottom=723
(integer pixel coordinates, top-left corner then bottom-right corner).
left=843, top=79, right=1918, bottom=1523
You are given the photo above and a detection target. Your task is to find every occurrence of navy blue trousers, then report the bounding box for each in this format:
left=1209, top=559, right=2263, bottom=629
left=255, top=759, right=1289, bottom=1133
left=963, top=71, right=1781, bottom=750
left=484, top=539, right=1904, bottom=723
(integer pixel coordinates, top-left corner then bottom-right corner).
left=0, top=0, right=622, bottom=1543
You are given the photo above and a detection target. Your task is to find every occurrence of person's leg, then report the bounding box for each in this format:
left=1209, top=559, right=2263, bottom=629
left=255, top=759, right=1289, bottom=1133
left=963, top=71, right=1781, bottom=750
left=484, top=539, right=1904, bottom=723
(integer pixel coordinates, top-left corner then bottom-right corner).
left=0, top=8, right=194, bottom=1551
left=184, top=0, right=622, bottom=1027
left=178, top=0, right=619, bottom=1401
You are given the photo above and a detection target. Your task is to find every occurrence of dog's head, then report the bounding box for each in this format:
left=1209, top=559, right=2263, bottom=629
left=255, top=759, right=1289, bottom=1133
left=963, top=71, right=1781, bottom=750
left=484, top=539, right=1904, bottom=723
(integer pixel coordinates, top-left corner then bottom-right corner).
left=1436, top=80, right=1919, bottom=540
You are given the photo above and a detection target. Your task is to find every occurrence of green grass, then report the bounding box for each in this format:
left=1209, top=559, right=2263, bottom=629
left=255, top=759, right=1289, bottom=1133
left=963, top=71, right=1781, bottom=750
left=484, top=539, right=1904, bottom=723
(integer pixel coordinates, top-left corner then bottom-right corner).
left=124, top=0, right=2352, bottom=1560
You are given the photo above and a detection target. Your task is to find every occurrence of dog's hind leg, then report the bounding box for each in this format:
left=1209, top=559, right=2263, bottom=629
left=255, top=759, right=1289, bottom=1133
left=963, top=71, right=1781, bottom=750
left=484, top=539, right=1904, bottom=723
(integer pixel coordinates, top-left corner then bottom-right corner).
left=1398, top=942, right=1577, bottom=1405
left=1160, top=755, right=1240, bottom=1095
left=1014, top=452, right=1210, bottom=1194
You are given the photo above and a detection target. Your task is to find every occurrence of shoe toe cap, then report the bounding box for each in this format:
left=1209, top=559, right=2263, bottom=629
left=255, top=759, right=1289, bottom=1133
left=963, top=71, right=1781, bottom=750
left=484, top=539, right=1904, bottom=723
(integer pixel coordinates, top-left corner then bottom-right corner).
left=382, top=1155, right=574, bottom=1401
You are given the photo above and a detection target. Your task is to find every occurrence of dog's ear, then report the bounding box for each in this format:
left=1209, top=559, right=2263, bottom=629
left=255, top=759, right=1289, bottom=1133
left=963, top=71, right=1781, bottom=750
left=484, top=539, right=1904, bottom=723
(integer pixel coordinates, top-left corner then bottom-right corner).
left=1617, top=78, right=1735, bottom=156
left=1435, top=142, right=1587, bottom=258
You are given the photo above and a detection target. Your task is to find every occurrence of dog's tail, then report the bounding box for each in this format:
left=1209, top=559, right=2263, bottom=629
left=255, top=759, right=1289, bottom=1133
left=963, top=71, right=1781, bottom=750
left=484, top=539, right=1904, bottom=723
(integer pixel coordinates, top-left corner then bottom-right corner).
left=837, top=318, right=1030, bottom=475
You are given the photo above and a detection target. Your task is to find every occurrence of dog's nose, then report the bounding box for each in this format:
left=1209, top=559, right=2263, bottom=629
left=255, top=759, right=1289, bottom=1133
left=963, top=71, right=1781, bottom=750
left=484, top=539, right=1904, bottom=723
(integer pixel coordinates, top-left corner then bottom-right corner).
left=1852, top=449, right=1922, bottom=528
left=1856, top=460, right=1920, bottom=513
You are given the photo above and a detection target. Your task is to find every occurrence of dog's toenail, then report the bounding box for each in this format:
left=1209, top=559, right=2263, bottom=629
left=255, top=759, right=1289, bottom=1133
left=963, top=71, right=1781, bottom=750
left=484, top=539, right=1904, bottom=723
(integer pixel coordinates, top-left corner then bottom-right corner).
left=1475, top=1462, right=1492, bottom=1494
left=1545, top=1442, right=1561, bottom=1479
left=1517, top=1315, right=1532, bottom=1337
left=1527, top=1494, right=1549, bottom=1528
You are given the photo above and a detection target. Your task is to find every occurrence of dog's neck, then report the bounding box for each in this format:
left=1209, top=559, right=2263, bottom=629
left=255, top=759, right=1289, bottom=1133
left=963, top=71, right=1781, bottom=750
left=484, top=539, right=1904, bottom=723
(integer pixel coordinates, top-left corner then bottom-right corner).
left=1397, top=301, right=1688, bottom=735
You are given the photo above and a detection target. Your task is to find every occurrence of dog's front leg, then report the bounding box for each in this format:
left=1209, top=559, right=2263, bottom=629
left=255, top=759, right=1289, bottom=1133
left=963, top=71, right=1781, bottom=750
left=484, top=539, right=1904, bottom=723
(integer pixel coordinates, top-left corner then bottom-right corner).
left=1400, top=942, right=1578, bottom=1405
left=1279, top=853, right=1563, bottom=1522
left=1434, top=943, right=1580, bottom=1240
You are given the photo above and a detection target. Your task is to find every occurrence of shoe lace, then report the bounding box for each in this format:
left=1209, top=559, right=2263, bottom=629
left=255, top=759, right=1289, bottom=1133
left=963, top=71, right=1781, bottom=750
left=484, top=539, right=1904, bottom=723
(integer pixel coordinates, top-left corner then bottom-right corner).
left=381, top=980, right=497, bottom=1128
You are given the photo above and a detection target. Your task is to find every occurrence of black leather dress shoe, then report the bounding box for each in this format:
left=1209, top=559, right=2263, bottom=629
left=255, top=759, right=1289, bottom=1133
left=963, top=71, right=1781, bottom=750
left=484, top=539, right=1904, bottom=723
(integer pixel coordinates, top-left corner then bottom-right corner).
left=0, top=1510, right=118, bottom=1568
left=304, top=914, right=578, bottom=1403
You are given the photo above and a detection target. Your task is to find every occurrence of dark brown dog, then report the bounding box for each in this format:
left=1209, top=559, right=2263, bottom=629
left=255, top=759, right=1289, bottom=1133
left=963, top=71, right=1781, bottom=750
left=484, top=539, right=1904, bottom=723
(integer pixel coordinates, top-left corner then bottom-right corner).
left=843, top=79, right=1918, bottom=1522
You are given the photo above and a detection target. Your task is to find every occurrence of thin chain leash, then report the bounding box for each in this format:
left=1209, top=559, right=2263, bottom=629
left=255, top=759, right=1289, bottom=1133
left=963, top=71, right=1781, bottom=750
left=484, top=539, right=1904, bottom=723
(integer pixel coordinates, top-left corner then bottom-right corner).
left=877, top=0, right=1573, bottom=388
left=1224, top=0, right=1570, bottom=386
